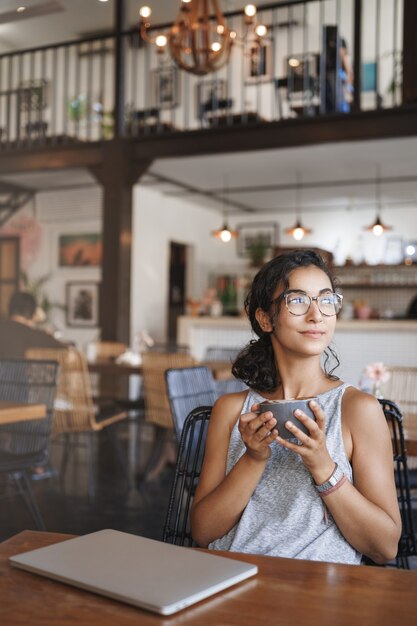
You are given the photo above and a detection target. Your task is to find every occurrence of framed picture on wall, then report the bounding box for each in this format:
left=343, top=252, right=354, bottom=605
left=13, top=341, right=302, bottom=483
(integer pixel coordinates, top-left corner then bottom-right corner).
left=236, top=222, right=279, bottom=259
left=66, top=281, right=99, bottom=327
left=245, top=42, right=273, bottom=83
left=151, top=65, right=180, bottom=109
left=58, top=233, right=102, bottom=267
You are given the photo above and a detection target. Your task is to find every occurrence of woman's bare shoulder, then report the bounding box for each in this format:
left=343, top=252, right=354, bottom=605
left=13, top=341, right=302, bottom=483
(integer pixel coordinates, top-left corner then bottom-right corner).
left=211, top=389, right=250, bottom=431
left=342, top=386, right=386, bottom=430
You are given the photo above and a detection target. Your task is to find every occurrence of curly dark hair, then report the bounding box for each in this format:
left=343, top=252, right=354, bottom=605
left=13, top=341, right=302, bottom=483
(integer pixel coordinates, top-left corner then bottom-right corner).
left=232, top=249, right=340, bottom=392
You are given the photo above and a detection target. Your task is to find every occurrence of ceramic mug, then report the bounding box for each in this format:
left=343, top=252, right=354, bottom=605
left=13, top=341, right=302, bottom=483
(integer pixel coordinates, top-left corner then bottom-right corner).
left=258, top=398, right=318, bottom=440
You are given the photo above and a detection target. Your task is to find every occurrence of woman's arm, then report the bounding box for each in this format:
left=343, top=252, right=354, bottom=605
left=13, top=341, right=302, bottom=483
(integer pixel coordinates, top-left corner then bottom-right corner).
left=280, top=389, right=401, bottom=563
left=191, top=392, right=278, bottom=548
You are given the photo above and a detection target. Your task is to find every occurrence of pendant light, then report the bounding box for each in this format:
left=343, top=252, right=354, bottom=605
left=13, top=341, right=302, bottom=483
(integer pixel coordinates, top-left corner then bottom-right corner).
left=212, top=177, right=237, bottom=243
left=285, top=173, right=313, bottom=241
left=364, top=165, right=392, bottom=237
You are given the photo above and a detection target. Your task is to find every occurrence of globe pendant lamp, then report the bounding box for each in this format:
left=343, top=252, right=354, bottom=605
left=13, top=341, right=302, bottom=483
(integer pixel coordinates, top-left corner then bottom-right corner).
left=364, top=166, right=392, bottom=237
left=212, top=220, right=237, bottom=243
left=212, top=176, right=237, bottom=242
left=285, top=173, right=313, bottom=241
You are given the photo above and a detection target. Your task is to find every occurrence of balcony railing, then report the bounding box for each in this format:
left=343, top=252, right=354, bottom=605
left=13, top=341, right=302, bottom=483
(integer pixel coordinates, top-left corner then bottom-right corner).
left=0, top=0, right=404, bottom=149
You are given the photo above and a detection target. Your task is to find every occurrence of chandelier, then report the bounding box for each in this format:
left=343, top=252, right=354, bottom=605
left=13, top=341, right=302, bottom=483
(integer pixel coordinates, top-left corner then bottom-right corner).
left=139, top=1, right=267, bottom=77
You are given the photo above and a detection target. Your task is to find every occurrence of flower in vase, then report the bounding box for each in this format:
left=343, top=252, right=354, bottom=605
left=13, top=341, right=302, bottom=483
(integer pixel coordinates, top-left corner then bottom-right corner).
left=364, top=362, right=390, bottom=383
left=361, top=362, right=390, bottom=398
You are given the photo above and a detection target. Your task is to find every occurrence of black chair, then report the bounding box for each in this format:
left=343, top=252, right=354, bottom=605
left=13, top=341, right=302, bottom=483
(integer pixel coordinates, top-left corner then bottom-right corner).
left=163, top=406, right=212, bottom=546
left=165, top=366, right=217, bottom=442
left=0, top=358, right=59, bottom=530
left=378, top=398, right=417, bottom=569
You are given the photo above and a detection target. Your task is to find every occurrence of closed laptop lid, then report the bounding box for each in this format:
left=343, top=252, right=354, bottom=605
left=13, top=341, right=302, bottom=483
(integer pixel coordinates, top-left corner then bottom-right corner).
left=9, top=529, right=258, bottom=615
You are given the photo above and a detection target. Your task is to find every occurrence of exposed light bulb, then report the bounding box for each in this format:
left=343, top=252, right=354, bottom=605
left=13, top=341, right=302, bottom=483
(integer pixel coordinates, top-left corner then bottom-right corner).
left=244, top=4, right=257, bottom=18
left=211, top=42, right=222, bottom=52
left=255, top=24, right=267, bottom=37
left=139, top=5, right=151, bottom=18
left=406, top=245, right=415, bottom=256
left=220, top=229, right=232, bottom=243
left=155, top=34, right=168, bottom=48
left=293, top=227, right=305, bottom=241
left=372, top=223, right=384, bottom=237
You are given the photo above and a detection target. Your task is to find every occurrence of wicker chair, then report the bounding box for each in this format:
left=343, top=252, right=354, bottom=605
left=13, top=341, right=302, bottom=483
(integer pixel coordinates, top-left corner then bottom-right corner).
left=0, top=358, right=59, bottom=530
left=141, top=350, right=195, bottom=480
left=382, top=366, right=417, bottom=483
left=26, top=347, right=130, bottom=498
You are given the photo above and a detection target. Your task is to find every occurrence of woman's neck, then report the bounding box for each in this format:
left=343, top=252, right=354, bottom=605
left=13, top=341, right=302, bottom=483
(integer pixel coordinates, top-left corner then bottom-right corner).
left=269, top=355, right=333, bottom=400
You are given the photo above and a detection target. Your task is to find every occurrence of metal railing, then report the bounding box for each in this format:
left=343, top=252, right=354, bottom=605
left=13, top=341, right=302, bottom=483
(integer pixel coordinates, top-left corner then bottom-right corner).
left=0, top=0, right=404, bottom=149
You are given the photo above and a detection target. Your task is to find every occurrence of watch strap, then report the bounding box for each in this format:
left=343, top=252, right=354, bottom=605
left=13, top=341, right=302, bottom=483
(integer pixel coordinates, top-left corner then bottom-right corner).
left=315, top=463, right=344, bottom=494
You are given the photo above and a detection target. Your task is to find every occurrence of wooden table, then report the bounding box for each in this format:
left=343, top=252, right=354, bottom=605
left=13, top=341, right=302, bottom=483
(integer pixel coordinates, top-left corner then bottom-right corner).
left=0, top=401, right=46, bottom=425
left=87, top=359, right=233, bottom=381
left=1, top=530, right=417, bottom=626
left=87, top=359, right=142, bottom=377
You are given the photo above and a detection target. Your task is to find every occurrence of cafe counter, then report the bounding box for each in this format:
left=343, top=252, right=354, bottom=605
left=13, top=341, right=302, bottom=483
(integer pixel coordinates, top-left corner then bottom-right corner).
left=177, top=316, right=417, bottom=386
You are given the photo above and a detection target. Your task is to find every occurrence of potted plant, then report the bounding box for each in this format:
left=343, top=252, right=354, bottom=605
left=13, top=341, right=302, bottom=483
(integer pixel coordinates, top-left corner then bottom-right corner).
left=246, top=234, right=270, bottom=267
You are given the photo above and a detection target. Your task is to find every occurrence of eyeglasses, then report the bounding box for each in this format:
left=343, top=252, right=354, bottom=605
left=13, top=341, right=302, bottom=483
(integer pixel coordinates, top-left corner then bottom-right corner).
left=272, top=290, right=343, bottom=317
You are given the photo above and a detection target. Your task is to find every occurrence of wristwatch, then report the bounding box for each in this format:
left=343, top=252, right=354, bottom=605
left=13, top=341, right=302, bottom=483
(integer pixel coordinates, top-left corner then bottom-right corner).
left=315, top=463, right=344, bottom=493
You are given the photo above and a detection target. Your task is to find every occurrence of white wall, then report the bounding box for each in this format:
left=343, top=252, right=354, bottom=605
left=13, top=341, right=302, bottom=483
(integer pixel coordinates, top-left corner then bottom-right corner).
left=130, top=184, right=244, bottom=344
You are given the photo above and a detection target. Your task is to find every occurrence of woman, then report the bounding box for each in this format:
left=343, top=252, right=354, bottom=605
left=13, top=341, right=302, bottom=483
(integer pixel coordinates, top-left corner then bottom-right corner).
left=191, top=249, right=401, bottom=564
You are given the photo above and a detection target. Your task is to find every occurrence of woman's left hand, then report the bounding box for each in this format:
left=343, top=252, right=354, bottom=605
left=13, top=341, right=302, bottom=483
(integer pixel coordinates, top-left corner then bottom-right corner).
left=277, top=400, right=335, bottom=484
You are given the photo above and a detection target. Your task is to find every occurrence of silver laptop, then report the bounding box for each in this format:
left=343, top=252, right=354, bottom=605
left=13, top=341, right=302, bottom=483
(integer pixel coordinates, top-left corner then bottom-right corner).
left=9, top=529, right=257, bottom=615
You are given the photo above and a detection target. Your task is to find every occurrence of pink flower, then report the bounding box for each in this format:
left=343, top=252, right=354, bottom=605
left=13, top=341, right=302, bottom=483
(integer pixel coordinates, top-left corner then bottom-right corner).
left=364, top=362, right=390, bottom=383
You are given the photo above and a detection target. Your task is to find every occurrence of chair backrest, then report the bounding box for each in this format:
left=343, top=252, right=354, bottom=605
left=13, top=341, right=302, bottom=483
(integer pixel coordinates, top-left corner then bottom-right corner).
left=382, top=367, right=417, bottom=417
left=141, top=351, right=195, bottom=429
left=163, top=405, right=212, bottom=546
left=378, top=398, right=417, bottom=568
left=215, top=378, right=248, bottom=396
left=165, top=366, right=218, bottom=441
left=203, top=346, right=241, bottom=362
left=148, top=342, right=190, bottom=354
left=26, top=347, right=97, bottom=434
left=0, top=358, right=58, bottom=457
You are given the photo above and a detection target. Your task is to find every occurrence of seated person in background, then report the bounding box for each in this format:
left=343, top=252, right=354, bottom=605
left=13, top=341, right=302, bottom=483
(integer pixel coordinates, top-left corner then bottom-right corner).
left=191, top=249, right=401, bottom=565
left=0, top=290, right=65, bottom=358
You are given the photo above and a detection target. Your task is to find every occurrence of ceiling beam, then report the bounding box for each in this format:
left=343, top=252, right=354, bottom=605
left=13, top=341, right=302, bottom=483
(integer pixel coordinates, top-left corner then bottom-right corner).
left=164, top=174, right=417, bottom=197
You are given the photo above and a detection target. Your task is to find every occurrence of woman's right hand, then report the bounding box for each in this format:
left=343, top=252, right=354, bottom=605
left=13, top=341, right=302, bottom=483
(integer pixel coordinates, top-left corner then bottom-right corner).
left=238, top=403, right=278, bottom=462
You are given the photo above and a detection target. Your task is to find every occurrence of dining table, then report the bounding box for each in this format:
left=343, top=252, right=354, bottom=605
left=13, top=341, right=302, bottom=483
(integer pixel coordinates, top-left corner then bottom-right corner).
left=87, top=357, right=233, bottom=381
left=1, top=530, right=417, bottom=626
left=0, top=401, right=46, bottom=425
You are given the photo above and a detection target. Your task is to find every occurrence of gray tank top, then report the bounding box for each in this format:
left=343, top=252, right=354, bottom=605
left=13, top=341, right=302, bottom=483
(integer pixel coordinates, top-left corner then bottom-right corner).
left=209, top=383, right=362, bottom=564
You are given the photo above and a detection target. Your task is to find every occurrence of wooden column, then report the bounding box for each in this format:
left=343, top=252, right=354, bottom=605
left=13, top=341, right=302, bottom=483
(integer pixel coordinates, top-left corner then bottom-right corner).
left=90, top=141, right=151, bottom=343
left=402, top=0, right=417, bottom=104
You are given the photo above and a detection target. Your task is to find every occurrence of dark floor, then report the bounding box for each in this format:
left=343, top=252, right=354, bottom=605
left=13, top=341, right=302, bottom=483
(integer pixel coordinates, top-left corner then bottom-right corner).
left=0, top=418, right=175, bottom=543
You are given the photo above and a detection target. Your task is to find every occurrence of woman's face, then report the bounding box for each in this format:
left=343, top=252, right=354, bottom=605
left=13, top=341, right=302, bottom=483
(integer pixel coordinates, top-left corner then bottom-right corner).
left=266, top=265, right=337, bottom=358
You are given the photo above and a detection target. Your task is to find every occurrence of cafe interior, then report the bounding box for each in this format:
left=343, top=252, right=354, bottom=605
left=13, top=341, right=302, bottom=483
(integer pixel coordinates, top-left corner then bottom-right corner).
left=0, top=0, right=417, bottom=622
